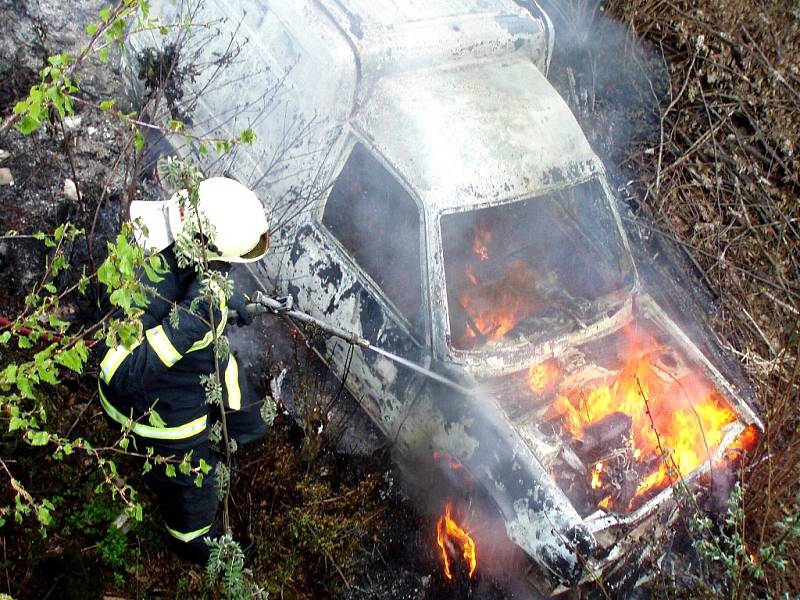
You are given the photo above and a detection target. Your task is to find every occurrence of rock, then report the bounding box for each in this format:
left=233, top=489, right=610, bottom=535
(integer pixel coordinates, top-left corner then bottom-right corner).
left=0, top=168, right=13, bottom=186
left=63, top=115, right=82, bottom=131
left=63, top=178, right=79, bottom=201
left=0, top=149, right=9, bottom=162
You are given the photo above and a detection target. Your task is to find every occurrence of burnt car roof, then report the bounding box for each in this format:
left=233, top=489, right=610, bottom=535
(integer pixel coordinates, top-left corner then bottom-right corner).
left=356, top=57, right=600, bottom=214
left=322, top=0, right=533, bottom=28
left=319, top=0, right=551, bottom=79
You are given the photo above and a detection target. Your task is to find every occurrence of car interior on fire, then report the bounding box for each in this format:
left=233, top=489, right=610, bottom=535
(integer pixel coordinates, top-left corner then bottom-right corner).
left=321, top=142, right=425, bottom=335
left=441, top=178, right=635, bottom=350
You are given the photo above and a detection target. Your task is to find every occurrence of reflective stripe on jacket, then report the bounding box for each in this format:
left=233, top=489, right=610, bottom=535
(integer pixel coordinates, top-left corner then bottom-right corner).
left=96, top=247, right=251, bottom=445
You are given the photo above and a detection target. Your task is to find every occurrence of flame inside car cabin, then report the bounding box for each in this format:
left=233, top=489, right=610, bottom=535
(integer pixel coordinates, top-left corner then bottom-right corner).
left=528, top=360, right=562, bottom=395
left=444, top=180, right=634, bottom=351
left=457, top=260, right=541, bottom=347
left=444, top=189, right=757, bottom=519
left=454, top=209, right=544, bottom=347
left=437, top=502, right=478, bottom=581
left=540, top=325, right=757, bottom=512
left=433, top=450, right=466, bottom=472
left=472, top=216, right=492, bottom=261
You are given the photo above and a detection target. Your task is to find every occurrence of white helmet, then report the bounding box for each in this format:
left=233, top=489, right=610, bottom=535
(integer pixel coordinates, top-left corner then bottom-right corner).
left=130, top=177, right=270, bottom=263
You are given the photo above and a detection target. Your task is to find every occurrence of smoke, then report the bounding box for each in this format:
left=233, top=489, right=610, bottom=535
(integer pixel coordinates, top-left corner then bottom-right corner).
left=537, top=0, right=668, bottom=169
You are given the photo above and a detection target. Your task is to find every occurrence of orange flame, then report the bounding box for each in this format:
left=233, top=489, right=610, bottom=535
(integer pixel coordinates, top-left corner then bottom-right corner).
left=528, top=360, right=562, bottom=395
left=724, top=424, right=759, bottom=460
left=436, top=503, right=477, bottom=581
left=458, top=261, right=543, bottom=346
left=547, top=325, right=756, bottom=511
left=433, top=451, right=465, bottom=471
left=591, top=462, right=603, bottom=489
left=472, top=217, right=492, bottom=261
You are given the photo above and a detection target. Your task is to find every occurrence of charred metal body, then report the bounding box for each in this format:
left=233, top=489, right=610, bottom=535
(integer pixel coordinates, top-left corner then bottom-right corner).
left=126, top=0, right=763, bottom=593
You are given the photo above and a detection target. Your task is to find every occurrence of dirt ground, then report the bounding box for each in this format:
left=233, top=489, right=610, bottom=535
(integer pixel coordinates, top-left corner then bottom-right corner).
left=1, top=0, right=798, bottom=599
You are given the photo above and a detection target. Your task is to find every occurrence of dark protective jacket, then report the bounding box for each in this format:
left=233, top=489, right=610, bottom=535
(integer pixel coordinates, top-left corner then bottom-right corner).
left=97, top=247, right=254, bottom=451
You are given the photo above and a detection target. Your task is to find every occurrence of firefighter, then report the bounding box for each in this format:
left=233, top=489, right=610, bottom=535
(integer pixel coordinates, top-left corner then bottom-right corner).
left=97, top=177, right=270, bottom=562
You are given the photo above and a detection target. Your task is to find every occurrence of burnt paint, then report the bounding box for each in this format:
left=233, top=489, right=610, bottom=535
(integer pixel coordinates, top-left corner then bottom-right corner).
left=313, top=260, right=343, bottom=289
left=289, top=224, right=314, bottom=264
left=359, top=289, right=384, bottom=343
left=458, top=402, right=591, bottom=585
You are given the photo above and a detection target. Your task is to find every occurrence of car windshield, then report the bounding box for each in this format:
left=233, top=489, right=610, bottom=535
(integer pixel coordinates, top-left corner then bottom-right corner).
left=442, top=178, right=635, bottom=350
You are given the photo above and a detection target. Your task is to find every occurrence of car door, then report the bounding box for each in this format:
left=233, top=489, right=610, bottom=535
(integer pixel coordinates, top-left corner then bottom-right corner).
left=282, top=139, right=431, bottom=435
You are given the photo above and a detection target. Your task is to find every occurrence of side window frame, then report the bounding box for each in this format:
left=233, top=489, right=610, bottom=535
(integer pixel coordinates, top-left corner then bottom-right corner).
left=315, top=135, right=429, bottom=344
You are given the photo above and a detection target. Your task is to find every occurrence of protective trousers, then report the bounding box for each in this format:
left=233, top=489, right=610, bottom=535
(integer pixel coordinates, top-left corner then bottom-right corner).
left=137, top=400, right=265, bottom=562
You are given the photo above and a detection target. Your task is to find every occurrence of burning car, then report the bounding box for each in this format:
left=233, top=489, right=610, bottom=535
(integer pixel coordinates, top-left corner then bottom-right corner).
left=128, top=0, right=763, bottom=593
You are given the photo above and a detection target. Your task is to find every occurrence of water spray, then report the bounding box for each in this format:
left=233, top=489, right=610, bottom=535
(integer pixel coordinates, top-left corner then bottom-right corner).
left=231, top=290, right=475, bottom=395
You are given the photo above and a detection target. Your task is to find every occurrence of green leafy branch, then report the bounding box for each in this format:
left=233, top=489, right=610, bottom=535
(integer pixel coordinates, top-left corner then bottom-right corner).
left=3, top=0, right=147, bottom=136
left=688, top=481, right=800, bottom=598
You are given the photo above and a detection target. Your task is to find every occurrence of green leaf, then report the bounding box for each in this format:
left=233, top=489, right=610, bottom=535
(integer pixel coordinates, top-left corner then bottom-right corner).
left=86, top=22, right=99, bottom=36
left=165, top=464, right=176, bottom=478
left=99, top=98, right=116, bottom=110
left=16, top=115, right=40, bottom=136
left=56, top=342, right=88, bottom=373
left=239, top=129, right=256, bottom=144
left=148, top=408, right=166, bottom=429
left=2, top=363, right=17, bottom=383
left=29, top=430, right=51, bottom=446
left=37, top=505, right=52, bottom=527
left=55, top=349, right=80, bottom=373
left=134, top=130, right=145, bottom=151
left=194, top=474, right=204, bottom=488
left=99, top=6, right=111, bottom=21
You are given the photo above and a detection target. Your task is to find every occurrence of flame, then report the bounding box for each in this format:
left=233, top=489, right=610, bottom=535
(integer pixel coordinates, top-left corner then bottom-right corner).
left=472, top=217, right=492, bottom=261
left=458, top=260, right=543, bottom=346
left=528, top=360, right=562, bottom=394
left=591, top=462, right=603, bottom=489
left=433, top=451, right=465, bottom=471
left=547, top=325, right=756, bottom=512
left=724, top=424, right=759, bottom=459
left=465, top=264, right=479, bottom=287
left=436, top=503, right=477, bottom=581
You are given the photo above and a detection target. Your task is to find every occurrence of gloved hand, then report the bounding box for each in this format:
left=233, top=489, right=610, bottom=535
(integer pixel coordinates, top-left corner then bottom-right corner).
left=228, top=291, right=253, bottom=327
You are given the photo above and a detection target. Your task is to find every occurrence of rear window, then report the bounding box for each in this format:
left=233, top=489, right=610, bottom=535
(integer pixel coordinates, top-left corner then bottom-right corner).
left=322, top=143, right=424, bottom=333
